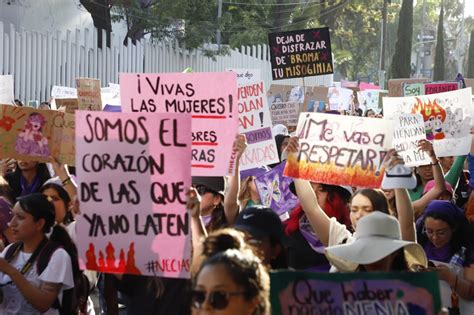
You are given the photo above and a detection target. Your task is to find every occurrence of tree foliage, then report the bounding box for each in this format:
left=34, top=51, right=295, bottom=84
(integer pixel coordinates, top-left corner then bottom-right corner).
left=390, top=0, right=414, bottom=79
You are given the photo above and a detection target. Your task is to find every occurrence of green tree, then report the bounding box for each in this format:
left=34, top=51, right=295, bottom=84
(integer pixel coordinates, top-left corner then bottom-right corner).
left=433, top=3, right=445, bottom=80
left=468, top=30, right=474, bottom=78
left=390, top=0, right=414, bottom=79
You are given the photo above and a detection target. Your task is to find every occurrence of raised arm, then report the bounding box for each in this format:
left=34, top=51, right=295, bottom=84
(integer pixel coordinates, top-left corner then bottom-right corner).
left=223, top=135, right=247, bottom=226
left=49, top=156, right=77, bottom=212
left=187, top=188, right=207, bottom=258
left=286, top=137, right=332, bottom=246
left=412, top=140, right=444, bottom=218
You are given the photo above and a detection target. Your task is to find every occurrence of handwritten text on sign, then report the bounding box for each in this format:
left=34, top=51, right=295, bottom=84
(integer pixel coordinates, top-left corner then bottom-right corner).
left=75, top=111, right=192, bottom=278
left=270, top=101, right=301, bottom=128
left=284, top=113, right=393, bottom=188
left=268, top=27, right=333, bottom=80
left=120, top=72, right=238, bottom=176
left=383, top=88, right=473, bottom=157
left=238, top=81, right=279, bottom=170
left=270, top=271, right=441, bottom=315
left=392, top=113, right=430, bottom=167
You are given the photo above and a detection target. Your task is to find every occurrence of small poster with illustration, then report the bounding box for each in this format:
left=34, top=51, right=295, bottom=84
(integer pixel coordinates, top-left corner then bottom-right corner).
left=0, top=105, right=55, bottom=162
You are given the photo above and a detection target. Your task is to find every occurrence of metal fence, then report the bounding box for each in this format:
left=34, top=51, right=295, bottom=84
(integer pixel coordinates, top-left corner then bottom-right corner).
left=0, top=21, right=333, bottom=102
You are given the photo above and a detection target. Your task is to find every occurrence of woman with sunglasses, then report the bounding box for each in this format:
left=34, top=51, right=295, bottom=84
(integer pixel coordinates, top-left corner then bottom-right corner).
left=0, top=193, right=75, bottom=314
left=416, top=200, right=474, bottom=312
left=192, top=228, right=270, bottom=315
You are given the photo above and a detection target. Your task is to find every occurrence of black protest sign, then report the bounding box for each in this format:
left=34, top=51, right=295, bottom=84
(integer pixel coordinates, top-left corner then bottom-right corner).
left=268, top=27, right=334, bottom=80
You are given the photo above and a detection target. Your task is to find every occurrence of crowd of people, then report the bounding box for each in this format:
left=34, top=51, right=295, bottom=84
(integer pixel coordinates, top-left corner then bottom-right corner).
left=0, top=98, right=472, bottom=315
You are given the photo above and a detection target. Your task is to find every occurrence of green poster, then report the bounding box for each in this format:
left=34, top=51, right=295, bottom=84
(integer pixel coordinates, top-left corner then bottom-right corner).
left=270, top=271, right=441, bottom=315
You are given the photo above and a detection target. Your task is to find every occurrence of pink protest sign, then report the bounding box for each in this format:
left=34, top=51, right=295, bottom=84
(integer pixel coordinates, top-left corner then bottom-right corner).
left=120, top=72, right=238, bottom=176
left=75, top=111, right=192, bottom=278
left=238, top=81, right=279, bottom=170
left=359, top=82, right=380, bottom=91
left=424, top=82, right=460, bottom=95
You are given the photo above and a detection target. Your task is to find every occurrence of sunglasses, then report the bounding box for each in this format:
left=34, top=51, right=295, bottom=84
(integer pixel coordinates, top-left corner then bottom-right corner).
left=191, top=289, right=245, bottom=310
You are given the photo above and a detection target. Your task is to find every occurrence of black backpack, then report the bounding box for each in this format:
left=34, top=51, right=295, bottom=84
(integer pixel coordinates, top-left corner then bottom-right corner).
left=4, top=241, right=90, bottom=315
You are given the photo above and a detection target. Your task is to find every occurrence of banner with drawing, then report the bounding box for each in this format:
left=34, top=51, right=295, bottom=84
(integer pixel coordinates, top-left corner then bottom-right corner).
left=284, top=113, right=393, bottom=188
left=383, top=88, right=473, bottom=157
left=254, top=161, right=298, bottom=216
left=328, top=87, right=353, bottom=111
left=0, top=105, right=76, bottom=164
left=270, top=271, right=441, bottom=315
left=0, top=105, right=55, bottom=162
left=75, top=111, right=192, bottom=278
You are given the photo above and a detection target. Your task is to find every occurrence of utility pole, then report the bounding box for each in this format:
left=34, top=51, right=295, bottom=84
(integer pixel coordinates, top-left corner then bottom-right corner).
left=379, top=0, right=388, bottom=88
left=217, top=0, right=223, bottom=49
left=457, top=0, right=466, bottom=73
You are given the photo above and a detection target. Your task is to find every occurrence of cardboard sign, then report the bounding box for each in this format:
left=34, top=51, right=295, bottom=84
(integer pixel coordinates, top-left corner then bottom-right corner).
left=254, top=161, right=298, bottom=216
left=268, top=27, right=334, bottom=80
left=76, top=78, right=102, bottom=111
left=0, top=75, right=14, bottom=105
left=383, top=88, right=473, bottom=157
left=284, top=113, right=393, bottom=188
left=228, top=69, right=261, bottom=85
left=51, top=112, right=75, bottom=165
left=54, top=98, right=79, bottom=114
left=75, top=111, right=192, bottom=278
left=388, top=78, right=429, bottom=97
left=238, top=81, right=279, bottom=170
left=51, top=86, right=77, bottom=99
left=328, top=87, right=353, bottom=111
left=403, top=83, right=425, bottom=96
left=270, top=271, right=441, bottom=315
left=270, top=101, right=301, bottom=128
left=392, top=113, right=430, bottom=167
left=119, top=72, right=238, bottom=176
left=0, top=105, right=55, bottom=162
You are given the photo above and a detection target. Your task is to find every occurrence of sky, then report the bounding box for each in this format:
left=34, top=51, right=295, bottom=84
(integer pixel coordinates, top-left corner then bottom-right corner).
left=465, top=0, right=474, bottom=17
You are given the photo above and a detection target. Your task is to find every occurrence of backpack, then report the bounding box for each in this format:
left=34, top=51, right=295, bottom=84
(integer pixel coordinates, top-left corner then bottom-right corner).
left=4, top=241, right=90, bottom=315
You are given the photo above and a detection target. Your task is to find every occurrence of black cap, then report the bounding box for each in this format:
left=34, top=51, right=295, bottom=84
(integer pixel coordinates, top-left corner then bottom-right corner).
left=192, top=176, right=225, bottom=195
left=234, top=207, right=284, bottom=242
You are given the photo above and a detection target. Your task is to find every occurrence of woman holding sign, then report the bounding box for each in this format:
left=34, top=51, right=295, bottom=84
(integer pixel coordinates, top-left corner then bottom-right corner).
left=285, top=137, right=419, bottom=271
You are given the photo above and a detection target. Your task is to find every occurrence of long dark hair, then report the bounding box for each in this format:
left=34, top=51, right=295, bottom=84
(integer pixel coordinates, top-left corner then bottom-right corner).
left=17, top=193, right=79, bottom=273
left=207, top=199, right=227, bottom=232
left=40, top=183, right=74, bottom=225
left=196, top=229, right=270, bottom=315
left=417, top=201, right=473, bottom=262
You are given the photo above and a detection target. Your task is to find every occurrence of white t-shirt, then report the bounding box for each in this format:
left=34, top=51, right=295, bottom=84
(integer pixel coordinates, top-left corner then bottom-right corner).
left=327, top=217, right=358, bottom=272
left=0, top=245, right=74, bottom=315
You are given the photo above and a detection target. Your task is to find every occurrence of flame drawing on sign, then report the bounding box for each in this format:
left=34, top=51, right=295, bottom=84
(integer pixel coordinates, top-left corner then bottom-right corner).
left=411, top=98, right=446, bottom=140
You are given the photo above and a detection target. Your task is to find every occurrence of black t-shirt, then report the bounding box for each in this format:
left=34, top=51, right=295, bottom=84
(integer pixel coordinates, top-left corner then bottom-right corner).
left=116, top=275, right=191, bottom=315
left=283, top=229, right=330, bottom=271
